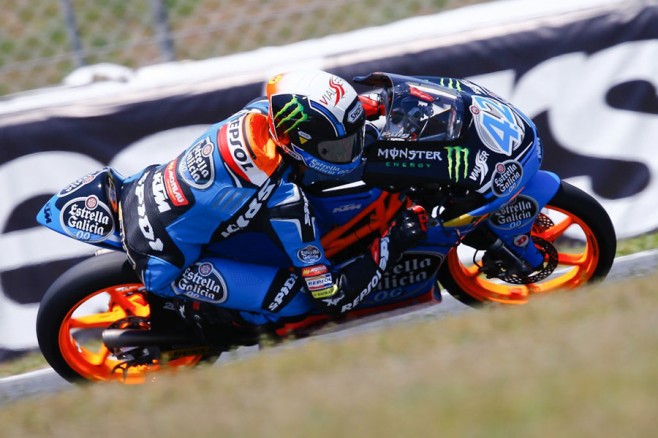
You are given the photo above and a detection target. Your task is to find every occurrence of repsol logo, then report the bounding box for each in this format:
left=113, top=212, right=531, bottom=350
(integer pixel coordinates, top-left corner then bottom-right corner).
left=340, top=236, right=390, bottom=313
left=218, top=179, right=277, bottom=238
left=228, top=119, right=255, bottom=174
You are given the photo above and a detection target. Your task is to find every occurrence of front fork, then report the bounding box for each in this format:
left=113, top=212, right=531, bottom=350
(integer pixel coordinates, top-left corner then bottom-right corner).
left=485, top=170, right=561, bottom=270
left=419, top=170, right=562, bottom=275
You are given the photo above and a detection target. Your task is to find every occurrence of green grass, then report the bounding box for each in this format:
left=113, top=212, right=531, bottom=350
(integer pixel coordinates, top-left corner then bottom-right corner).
left=0, top=352, right=49, bottom=378
left=0, top=272, right=656, bottom=437
left=2, top=230, right=657, bottom=379
left=616, top=231, right=658, bottom=256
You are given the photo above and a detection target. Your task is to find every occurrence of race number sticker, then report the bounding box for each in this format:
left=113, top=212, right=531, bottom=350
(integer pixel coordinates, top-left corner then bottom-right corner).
left=470, top=96, right=525, bottom=156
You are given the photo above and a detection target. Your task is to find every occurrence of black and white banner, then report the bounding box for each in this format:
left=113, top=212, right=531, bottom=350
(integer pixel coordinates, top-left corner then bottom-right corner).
left=0, top=0, right=656, bottom=359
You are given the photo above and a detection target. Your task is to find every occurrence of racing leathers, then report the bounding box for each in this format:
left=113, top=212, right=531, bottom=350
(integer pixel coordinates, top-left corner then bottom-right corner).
left=118, top=101, right=426, bottom=323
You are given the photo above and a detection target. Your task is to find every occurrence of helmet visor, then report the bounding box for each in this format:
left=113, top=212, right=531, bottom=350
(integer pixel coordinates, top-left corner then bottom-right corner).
left=316, top=127, right=364, bottom=164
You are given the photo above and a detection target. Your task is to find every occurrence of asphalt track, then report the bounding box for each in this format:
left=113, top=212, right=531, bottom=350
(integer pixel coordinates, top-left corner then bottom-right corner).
left=1, top=249, right=656, bottom=405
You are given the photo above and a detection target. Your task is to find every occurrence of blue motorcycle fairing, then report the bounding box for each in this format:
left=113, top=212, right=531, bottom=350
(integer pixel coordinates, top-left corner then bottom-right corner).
left=170, top=256, right=316, bottom=325
left=486, top=170, right=561, bottom=266
left=36, top=167, right=125, bottom=251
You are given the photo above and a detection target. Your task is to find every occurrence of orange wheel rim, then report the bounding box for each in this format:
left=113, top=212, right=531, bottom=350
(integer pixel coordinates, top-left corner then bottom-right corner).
left=448, top=204, right=601, bottom=304
left=58, top=284, right=203, bottom=383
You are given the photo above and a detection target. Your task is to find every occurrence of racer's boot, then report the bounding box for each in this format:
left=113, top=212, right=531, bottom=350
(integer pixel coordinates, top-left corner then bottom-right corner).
left=180, top=301, right=275, bottom=348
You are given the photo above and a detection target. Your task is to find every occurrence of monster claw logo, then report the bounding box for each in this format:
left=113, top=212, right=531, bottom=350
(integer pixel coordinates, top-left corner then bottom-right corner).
left=274, top=96, right=309, bottom=134
left=438, top=78, right=463, bottom=91
left=445, top=146, right=470, bottom=182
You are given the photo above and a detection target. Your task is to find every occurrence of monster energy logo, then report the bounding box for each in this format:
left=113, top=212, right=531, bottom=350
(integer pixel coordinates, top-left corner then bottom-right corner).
left=274, top=96, right=309, bottom=133
left=445, top=146, right=469, bottom=181
left=439, top=78, right=462, bottom=91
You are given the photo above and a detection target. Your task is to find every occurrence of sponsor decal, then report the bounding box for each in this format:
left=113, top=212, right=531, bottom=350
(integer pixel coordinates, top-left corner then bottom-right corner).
left=274, top=96, right=309, bottom=134
left=217, top=179, right=277, bottom=239
left=302, top=264, right=333, bottom=296
left=489, top=195, right=538, bottom=231
left=371, top=252, right=443, bottom=295
left=377, top=147, right=442, bottom=161
left=59, top=170, right=102, bottom=197
left=152, top=170, right=172, bottom=213
left=163, top=160, right=189, bottom=207
left=301, top=264, right=328, bottom=277
left=306, top=274, right=334, bottom=294
left=438, top=78, right=463, bottom=91
left=266, top=272, right=300, bottom=312
left=43, top=202, right=52, bottom=224
left=178, top=137, right=215, bottom=189
left=469, top=149, right=490, bottom=185
left=172, top=261, right=228, bottom=304
left=382, top=131, right=413, bottom=140
left=377, top=146, right=442, bottom=170
left=321, top=295, right=344, bottom=307
left=221, top=118, right=269, bottom=186
left=297, top=244, right=322, bottom=264
left=340, top=236, right=390, bottom=312
left=445, top=146, right=470, bottom=182
left=513, top=234, right=530, bottom=247
left=306, top=157, right=349, bottom=176
left=301, top=191, right=312, bottom=228
left=320, top=76, right=346, bottom=107
left=347, top=103, right=364, bottom=123
left=135, top=171, right=164, bottom=251
left=491, top=160, right=523, bottom=197
left=470, top=95, right=525, bottom=156
left=282, top=143, right=305, bottom=161
left=60, top=195, right=114, bottom=243
left=332, top=203, right=362, bottom=213
left=385, top=161, right=433, bottom=169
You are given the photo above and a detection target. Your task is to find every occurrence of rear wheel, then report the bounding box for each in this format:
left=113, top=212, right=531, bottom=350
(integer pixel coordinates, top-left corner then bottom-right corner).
left=439, top=181, right=616, bottom=306
left=36, top=252, right=211, bottom=384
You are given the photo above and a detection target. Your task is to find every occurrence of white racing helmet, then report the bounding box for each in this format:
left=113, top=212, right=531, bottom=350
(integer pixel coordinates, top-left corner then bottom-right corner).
left=266, top=70, right=366, bottom=176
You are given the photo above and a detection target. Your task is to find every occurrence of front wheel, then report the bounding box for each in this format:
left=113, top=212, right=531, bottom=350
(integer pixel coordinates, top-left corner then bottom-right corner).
left=36, top=251, right=211, bottom=384
left=438, top=181, right=616, bottom=306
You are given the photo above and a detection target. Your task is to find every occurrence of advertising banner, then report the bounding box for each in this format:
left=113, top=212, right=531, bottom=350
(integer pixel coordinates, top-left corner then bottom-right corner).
left=0, top=0, right=655, bottom=359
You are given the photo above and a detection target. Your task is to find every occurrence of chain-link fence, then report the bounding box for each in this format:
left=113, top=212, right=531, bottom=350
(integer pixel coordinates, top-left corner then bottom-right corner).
left=0, top=0, right=490, bottom=97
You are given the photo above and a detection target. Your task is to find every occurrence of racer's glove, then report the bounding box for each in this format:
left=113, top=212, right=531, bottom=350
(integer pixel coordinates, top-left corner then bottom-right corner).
left=310, top=206, right=429, bottom=315
left=387, top=205, right=429, bottom=259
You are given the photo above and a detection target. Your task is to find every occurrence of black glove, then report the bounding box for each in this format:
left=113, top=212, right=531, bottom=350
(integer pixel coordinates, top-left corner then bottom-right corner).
left=387, top=205, right=429, bottom=255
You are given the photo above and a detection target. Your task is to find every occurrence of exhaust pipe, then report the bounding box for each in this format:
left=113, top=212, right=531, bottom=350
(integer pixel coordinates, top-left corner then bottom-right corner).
left=102, top=329, right=200, bottom=349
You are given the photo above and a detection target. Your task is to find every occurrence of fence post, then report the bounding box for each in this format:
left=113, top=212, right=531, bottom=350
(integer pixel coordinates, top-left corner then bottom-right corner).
left=59, top=0, right=85, bottom=67
left=150, top=0, right=176, bottom=62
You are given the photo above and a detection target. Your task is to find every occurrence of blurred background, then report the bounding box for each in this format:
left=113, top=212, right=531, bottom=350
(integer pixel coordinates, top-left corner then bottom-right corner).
left=1, top=0, right=657, bottom=359
left=1, top=0, right=487, bottom=96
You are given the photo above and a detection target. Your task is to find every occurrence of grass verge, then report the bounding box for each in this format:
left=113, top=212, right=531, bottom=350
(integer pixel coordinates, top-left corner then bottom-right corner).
left=0, top=272, right=656, bottom=437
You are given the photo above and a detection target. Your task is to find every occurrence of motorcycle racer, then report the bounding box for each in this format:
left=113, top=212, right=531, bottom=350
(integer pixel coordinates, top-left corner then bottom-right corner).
left=118, top=70, right=427, bottom=334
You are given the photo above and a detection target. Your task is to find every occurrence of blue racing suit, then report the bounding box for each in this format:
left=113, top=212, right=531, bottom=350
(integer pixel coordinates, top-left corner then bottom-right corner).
left=118, top=101, right=412, bottom=325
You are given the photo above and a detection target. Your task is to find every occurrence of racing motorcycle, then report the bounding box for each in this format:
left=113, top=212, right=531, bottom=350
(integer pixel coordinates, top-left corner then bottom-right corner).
left=35, top=72, right=616, bottom=384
